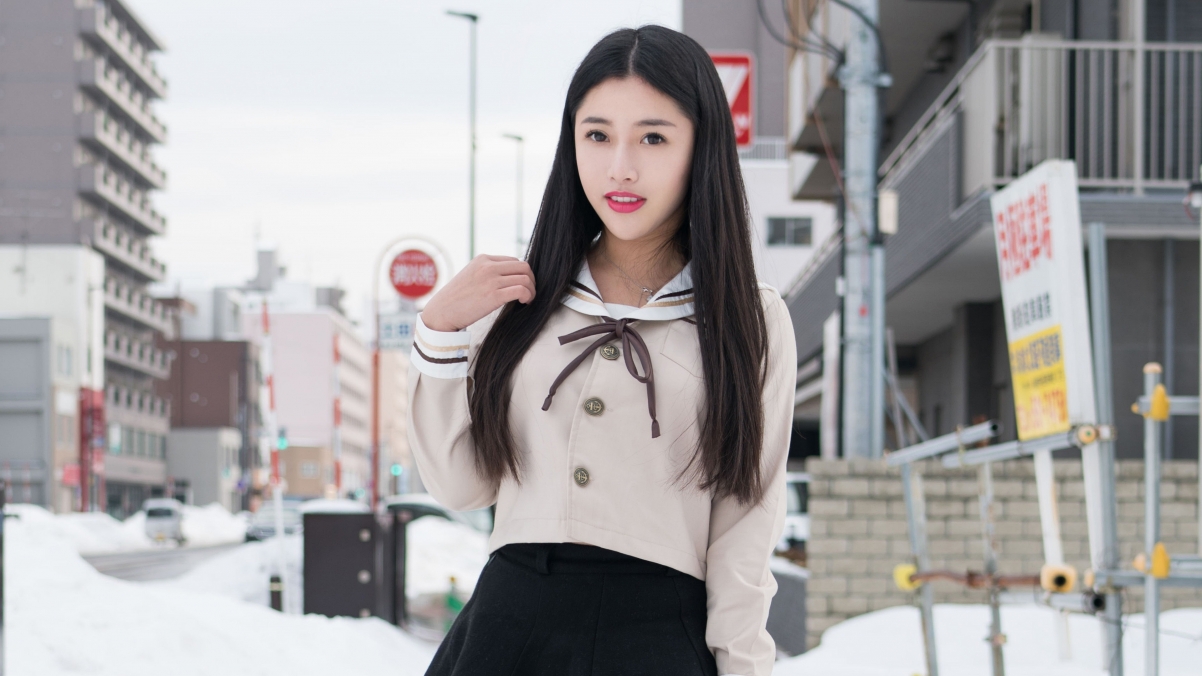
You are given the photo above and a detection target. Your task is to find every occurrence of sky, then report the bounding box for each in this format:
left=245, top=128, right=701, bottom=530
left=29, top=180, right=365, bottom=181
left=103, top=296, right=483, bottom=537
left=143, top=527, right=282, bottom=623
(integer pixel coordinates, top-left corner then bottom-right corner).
left=129, top=0, right=681, bottom=327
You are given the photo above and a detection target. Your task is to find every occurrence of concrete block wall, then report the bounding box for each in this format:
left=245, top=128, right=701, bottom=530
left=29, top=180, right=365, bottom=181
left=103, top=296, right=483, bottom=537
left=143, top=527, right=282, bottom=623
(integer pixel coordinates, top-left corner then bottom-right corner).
left=804, top=458, right=1202, bottom=648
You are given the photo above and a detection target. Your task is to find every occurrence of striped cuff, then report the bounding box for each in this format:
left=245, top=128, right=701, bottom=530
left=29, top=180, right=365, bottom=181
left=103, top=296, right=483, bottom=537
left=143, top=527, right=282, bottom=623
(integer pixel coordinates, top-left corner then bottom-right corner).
left=410, top=313, right=470, bottom=379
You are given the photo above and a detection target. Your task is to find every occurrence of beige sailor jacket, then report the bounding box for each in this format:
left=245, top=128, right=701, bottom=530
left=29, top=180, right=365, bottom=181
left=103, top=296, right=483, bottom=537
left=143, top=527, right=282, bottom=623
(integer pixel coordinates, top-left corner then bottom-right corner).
left=407, top=262, right=797, bottom=676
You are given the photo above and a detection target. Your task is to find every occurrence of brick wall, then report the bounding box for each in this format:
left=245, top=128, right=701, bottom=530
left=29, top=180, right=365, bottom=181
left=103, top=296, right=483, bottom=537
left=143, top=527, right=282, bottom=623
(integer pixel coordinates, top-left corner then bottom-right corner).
left=804, top=458, right=1202, bottom=648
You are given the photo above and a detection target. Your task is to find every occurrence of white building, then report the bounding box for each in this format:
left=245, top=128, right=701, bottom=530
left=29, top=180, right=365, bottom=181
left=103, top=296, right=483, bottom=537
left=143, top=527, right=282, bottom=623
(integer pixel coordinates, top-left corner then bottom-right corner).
left=0, top=245, right=108, bottom=513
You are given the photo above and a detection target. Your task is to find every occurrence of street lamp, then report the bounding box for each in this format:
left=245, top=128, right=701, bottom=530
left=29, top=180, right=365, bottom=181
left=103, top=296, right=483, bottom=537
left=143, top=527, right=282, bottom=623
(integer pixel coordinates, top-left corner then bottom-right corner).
left=447, top=10, right=478, bottom=260
left=502, top=133, right=524, bottom=257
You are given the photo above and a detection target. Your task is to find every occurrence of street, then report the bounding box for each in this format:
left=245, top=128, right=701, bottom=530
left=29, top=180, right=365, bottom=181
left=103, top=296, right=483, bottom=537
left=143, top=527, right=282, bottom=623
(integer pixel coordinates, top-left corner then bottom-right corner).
left=83, top=543, right=244, bottom=582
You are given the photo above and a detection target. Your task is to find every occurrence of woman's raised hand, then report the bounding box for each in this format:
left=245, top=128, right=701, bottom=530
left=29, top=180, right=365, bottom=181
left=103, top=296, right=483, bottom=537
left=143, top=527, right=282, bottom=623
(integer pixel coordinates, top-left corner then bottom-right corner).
left=419, top=255, right=536, bottom=332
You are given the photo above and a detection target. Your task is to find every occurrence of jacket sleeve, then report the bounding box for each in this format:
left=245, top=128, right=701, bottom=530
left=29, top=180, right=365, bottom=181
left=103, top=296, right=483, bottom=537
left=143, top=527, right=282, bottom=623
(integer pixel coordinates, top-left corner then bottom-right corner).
left=406, top=310, right=501, bottom=512
left=704, top=289, right=797, bottom=676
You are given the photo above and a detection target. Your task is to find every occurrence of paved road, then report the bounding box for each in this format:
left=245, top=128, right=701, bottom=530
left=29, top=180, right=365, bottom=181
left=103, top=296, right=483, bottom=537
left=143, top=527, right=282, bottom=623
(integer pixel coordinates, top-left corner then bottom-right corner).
left=84, top=543, right=244, bottom=581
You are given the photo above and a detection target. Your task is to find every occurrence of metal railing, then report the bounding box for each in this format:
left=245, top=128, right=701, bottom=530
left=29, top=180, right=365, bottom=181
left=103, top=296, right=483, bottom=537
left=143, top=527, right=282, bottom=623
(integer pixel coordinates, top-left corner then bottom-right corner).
left=92, top=219, right=167, bottom=282
left=881, top=38, right=1202, bottom=195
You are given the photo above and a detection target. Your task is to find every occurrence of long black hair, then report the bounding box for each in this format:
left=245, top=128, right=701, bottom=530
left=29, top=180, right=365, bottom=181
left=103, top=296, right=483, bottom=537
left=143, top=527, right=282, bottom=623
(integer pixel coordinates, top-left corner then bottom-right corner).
left=468, top=25, right=770, bottom=506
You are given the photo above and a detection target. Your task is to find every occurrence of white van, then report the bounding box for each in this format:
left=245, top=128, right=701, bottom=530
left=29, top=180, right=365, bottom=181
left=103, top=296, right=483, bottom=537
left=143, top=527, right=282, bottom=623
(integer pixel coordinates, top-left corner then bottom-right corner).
left=143, top=498, right=185, bottom=545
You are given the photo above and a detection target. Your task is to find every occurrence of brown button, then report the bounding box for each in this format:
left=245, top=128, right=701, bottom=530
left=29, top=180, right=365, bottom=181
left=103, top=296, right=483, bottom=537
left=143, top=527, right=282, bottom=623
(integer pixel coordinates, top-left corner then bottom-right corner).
left=583, top=397, right=604, bottom=416
left=573, top=467, right=590, bottom=486
left=600, top=344, right=620, bottom=360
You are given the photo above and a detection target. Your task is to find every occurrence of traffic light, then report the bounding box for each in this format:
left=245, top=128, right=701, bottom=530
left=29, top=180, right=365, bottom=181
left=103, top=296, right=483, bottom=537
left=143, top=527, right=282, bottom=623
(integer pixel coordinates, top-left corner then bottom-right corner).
left=276, top=427, right=289, bottom=451
left=390, top=463, right=403, bottom=477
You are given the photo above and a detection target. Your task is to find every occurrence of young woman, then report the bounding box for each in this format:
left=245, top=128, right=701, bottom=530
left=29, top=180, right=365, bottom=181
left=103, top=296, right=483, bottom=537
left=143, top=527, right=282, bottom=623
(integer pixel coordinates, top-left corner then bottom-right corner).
left=408, top=25, right=796, bottom=676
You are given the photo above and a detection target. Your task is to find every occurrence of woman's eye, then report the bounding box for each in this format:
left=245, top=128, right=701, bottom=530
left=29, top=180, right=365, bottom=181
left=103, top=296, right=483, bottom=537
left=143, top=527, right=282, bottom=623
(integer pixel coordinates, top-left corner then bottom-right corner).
left=643, top=133, right=666, bottom=145
left=585, top=130, right=608, bottom=142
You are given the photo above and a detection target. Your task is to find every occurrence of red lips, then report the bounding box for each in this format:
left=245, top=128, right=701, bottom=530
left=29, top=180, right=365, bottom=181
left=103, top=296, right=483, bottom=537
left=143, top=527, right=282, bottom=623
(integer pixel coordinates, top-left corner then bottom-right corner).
left=604, top=191, right=646, bottom=213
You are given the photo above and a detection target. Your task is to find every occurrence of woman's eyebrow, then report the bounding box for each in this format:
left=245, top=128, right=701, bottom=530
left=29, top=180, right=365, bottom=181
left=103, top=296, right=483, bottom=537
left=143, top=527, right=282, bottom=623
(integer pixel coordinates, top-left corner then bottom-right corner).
left=577, top=116, right=677, bottom=127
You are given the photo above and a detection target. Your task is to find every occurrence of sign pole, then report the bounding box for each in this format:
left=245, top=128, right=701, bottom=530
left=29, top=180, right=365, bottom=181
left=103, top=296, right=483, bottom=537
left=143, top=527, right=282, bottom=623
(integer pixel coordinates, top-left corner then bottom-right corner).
left=371, top=238, right=450, bottom=509
left=1087, top=222, right=1123, bottom=676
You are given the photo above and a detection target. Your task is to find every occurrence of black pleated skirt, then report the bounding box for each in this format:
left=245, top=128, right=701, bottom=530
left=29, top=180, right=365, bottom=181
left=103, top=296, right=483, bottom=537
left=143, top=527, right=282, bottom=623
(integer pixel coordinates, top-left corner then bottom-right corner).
left=424, top=542, right=719, bottom=676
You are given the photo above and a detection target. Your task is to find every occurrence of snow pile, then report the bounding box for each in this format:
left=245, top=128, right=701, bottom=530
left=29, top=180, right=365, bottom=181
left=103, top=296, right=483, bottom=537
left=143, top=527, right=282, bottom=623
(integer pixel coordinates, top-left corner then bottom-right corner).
left=15, top=502, right=247, bottom=556
left=405, top=516, right=490, bottom=598
left=777, top=603, right=1202, bottom=676
left=178, top=503, right=249, bottom=545
left=160, top=535, right=304, bottom=610
left=6, top=504, right=437, bottom=676
left=33, top=508, right=154, bottom=555
left=299, top=498, right=370, bottom=514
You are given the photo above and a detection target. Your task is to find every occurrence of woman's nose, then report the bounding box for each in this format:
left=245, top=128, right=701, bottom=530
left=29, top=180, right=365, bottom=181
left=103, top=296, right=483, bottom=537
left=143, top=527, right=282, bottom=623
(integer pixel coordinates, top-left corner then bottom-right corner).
left=608, top=144, right=638, bottom=184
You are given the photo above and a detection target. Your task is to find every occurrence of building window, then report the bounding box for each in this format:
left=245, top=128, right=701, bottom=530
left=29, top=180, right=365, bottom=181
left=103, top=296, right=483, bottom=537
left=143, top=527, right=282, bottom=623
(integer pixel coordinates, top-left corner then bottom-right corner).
left=301, top=462, right=318, bottom=478
left=766, top=217, right=813, bottom=246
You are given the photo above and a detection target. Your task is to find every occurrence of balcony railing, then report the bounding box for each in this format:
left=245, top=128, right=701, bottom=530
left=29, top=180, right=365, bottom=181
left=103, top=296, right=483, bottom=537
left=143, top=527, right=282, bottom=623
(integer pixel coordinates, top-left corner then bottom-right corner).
left=78, top=4, right=168, bottom=98
left=103, top=275, right=174, bottom=336
left=78, top=163, right=167, bottom=236
left=106, top=385, right=171, bottom=424
left=880, top=37, right=1202, bottom=195
left=90, top=219, right=166, bottom=282
left=79, top=111, right=166, bottom=188
left=78, top=57, right=167, bottom=143
left=104, top=331, right=170, bottom=379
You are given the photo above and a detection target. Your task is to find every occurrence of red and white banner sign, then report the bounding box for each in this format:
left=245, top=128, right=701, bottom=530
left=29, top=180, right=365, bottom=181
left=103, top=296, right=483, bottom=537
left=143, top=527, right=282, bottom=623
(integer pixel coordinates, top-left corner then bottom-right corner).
left=710, top=53, right=754, bottom=147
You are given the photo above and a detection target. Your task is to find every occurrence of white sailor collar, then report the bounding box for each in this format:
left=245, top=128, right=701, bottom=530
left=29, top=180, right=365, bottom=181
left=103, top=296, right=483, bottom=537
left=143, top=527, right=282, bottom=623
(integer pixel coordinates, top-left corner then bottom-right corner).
left=562, top=260, right=695, bottom=321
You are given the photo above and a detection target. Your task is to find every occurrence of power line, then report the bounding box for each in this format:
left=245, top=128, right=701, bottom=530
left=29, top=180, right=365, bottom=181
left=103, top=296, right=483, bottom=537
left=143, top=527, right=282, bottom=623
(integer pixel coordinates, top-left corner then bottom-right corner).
left=756, top=0, right=843, bottom=61
left=782, top=0, right=842, bottom=62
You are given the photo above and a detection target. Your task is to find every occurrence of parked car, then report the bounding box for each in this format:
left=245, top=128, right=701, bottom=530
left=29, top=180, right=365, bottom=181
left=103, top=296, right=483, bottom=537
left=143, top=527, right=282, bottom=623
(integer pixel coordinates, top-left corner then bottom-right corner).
left=245, top=499, right=305, bottom=541
left=143, top=498, right=185, bottom=545
left=776, top=472, right=810, bottom=564
left=383, top=493, right=493, bottom=533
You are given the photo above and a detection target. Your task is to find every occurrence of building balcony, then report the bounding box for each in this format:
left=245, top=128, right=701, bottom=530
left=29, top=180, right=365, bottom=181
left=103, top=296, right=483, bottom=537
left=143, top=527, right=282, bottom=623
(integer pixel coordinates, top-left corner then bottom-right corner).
left=78, top=163, right=166, bottom=236
left=90, top=219, right=165, bottom=283
left=78, top=4, right=168, bottom=98
left=79, top=111, right=166, bottom=189
left=78, top=57, right=167, bottom=143
left=878, top=38, right=1202, bottom=197
left=105, top=385, right=170, bottom=435
left=104, top=331, right=170, bottom=379
left=103, top=275, right=174, bottom=337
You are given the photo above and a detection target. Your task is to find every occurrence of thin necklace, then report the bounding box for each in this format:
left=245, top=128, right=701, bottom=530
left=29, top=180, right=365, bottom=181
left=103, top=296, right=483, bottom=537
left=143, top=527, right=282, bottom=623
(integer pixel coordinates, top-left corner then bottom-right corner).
left=599, top=247, right=657, bottom=303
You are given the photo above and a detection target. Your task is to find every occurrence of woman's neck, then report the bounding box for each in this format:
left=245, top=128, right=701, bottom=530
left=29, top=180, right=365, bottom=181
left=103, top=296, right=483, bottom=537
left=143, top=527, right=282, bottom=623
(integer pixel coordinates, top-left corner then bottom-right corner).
left=589, top=232, right=685, bottom=307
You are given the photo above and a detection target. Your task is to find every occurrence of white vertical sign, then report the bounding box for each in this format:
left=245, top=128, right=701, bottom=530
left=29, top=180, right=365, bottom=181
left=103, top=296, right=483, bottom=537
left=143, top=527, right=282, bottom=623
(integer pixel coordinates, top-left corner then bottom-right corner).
left=990, top=159, right=1105, bottom=571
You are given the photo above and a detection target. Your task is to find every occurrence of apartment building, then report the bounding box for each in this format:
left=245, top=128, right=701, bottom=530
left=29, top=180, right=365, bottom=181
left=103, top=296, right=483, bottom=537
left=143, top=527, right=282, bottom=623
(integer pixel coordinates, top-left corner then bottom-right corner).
left=240, top=251, right=373, bottom=501
left=684, top=2, right=839, bottom=296
left=775, top=0, right=1200, bottom=458
left=0, top=0, right=172, bottom=514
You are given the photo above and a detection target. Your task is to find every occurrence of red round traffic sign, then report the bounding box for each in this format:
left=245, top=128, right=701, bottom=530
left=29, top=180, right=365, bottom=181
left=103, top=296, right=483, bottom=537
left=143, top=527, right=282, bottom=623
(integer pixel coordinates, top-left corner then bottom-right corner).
left=389, top=249, right=438, bottom=299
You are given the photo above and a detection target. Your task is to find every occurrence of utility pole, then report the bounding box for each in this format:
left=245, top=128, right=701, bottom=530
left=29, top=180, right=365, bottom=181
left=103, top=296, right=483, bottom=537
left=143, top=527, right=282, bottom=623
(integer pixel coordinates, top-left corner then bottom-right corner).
left=447, top=11, right=478, bottom=260
left=839, top=0, right=887, bottom=458
left=502, top=133, right=524, bottom=257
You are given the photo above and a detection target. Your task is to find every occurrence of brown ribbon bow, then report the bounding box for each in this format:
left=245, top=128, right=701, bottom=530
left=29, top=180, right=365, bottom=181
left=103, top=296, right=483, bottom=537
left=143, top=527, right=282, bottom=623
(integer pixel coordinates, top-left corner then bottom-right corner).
left=541, top=317, right=660, bottom=438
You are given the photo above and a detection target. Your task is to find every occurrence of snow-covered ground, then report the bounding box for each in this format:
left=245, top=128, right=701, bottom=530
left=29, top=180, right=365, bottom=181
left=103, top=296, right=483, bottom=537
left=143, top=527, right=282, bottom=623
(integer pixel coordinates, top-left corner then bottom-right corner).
left=7, top=504, right=437, bottom=676
left=12, top=502, right=1198, bottom=675
left=41, top=502, right=249, bottom=555
left=777, top=603, right=1202, bottom=676
left=404, top=516, right=490, bottom=598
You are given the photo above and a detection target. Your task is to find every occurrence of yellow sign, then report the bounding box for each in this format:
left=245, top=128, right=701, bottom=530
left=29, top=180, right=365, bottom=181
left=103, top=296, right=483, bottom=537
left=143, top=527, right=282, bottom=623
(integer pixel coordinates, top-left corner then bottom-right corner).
left=1009, top=325, right=1070, bottom=440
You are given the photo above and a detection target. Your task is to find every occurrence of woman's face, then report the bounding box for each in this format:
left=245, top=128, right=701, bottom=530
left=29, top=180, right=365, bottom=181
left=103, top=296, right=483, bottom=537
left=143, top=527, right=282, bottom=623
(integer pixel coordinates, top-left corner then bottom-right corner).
left=574, top=76, right=695, bottom=246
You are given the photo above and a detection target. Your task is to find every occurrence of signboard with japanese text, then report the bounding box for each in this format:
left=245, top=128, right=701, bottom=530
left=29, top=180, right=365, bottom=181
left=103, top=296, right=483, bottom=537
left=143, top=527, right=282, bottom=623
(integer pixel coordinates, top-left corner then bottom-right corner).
left=390, top=250, right=438, bottom=299
left=379, top=310, right=417, bottom=352
left=990, top=160, right=1097, bottom=440
left=709, top=53, right=754, bottom=147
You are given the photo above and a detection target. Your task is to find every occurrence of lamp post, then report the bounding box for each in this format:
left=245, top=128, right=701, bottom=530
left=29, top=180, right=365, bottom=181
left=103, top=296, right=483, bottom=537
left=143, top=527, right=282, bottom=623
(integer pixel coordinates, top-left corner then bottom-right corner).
left=1189, top=176, right=1202, bottom=557
left=447, top=10, right=478, bottom=260
left=502, top=133, right=524, bottom=257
